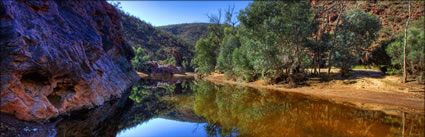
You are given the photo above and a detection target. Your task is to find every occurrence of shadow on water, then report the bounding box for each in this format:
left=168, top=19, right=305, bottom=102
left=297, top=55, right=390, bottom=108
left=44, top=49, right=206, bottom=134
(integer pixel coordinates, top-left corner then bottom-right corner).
left=2, top=79, right=423, bottom=137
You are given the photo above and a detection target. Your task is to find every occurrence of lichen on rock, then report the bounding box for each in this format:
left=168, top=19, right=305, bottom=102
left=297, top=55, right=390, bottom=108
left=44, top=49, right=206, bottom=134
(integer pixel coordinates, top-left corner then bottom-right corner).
left=0, top=0, right=140, bottom=121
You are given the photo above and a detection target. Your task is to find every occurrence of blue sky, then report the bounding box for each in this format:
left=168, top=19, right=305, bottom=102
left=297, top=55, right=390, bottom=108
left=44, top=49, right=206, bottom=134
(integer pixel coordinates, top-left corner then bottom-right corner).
left=117, top=118, right=208, bottom=137
left=108, top=1, right=252, bottom=26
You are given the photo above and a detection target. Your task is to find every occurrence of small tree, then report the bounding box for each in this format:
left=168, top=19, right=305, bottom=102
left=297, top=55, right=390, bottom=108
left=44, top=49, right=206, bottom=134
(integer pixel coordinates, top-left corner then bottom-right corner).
left=192, top=38, right=216, bottom=74
left=131, top=47, right=151, bottom=72
left=387, top=17, right=425, bottom=82
left=216, top=29, right=241, bottom=72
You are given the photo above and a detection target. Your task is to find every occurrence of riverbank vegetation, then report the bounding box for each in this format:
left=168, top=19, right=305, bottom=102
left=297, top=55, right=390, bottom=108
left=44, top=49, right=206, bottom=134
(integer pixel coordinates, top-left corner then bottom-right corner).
left=192, top=1, right=424, bottom=85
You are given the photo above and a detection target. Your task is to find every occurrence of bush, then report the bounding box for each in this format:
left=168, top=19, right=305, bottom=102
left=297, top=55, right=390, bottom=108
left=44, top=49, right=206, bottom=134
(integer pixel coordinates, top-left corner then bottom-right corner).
left=385, top=68, right=401, bottom=75
left=160, top=57, right=176, bottom=66
left=131, top=47, right=150, bottom=72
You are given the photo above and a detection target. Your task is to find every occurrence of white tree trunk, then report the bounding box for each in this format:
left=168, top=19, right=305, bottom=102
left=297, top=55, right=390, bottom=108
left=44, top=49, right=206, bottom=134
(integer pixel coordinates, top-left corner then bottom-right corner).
left=403, top=0, right=411, bottom=83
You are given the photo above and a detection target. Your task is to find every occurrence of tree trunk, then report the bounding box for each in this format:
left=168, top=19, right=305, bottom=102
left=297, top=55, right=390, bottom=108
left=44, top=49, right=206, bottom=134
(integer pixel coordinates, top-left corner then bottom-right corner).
left=327, top=50, right=333, bottom=74
left=317, top=50, right=321, bottom=75
left=314, top=47, right=318, bottom=75
left=403, top=0, right=411, bottom=83
left=328, top=2, right=344, bottom=75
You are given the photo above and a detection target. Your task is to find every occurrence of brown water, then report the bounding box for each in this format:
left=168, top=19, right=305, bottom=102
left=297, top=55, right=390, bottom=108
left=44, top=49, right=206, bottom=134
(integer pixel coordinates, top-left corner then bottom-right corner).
left=51, top=79, right=425, bottom=137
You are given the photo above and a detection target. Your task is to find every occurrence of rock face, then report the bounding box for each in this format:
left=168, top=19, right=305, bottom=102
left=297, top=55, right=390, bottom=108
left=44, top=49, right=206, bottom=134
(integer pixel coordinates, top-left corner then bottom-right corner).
left=310, top=1, right=424, bottom=65
left=0, top=0, right=140, bottom=121
left=143, top=61, right=185, bottom=77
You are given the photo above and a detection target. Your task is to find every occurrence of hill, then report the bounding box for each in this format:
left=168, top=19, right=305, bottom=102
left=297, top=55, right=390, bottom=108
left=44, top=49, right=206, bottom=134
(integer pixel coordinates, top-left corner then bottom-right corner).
left=118, top=10, right=193, bottom=67
left=158, top=23, right=209, bottom=46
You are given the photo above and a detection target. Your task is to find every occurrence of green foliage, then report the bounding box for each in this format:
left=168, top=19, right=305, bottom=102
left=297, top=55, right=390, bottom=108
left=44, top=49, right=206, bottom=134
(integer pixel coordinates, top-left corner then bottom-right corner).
left=237, top=1, right=313, bottom=80
left=305, top=32, right=332, bottom=72
left=159, top=84, right=176, bottom=94
left=332, top=9, right=382, bottom=76
left=231, top=48, right=255, bottom=82
left=182, top=60, right=191, bottom=72
left=216, top=34, right=241, bottom=72
left=385, top=67, right=402, bottom=75
left=386, top=17, right=425, bottom=80
left=160, top=57, right=177, bottom=66
left=129, top=84, right=151, bottom=103
left=386, top=39, right=404, bottom=66
left=192, top=38, right=217, bottom=74
left=131, top=47, right=151, bottom=72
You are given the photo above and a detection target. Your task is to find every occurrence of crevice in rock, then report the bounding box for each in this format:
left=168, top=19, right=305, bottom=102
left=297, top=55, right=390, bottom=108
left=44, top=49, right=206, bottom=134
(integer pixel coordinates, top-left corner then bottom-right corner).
left=47, top=94, right=61, bottom=108
left=21, top=72, right=50, bottom=94
left=47, top=86, right=76, bottom=109
left=21, top=72, right=49, bottom=84
left=47, top=74, right=77, bottom=109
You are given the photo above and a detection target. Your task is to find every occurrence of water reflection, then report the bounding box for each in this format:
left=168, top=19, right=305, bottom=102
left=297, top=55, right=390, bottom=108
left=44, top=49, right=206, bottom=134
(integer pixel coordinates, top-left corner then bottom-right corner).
left=117, top=118, right=207, bottom=137
left=53, top=79, right=424, bottom=137
left=53, top=79, right=197, bottom=137
left=192, top=81, right=425, bottom=137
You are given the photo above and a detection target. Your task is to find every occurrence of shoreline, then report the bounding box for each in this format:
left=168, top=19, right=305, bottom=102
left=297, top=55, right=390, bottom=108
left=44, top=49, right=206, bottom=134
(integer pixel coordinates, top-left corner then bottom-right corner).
left=204, top=72, right=424, bottom=116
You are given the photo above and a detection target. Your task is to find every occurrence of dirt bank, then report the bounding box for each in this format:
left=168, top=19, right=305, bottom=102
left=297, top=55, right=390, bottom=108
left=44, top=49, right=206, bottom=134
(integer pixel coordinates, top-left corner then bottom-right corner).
left=204, top=69, right=424, bottom=115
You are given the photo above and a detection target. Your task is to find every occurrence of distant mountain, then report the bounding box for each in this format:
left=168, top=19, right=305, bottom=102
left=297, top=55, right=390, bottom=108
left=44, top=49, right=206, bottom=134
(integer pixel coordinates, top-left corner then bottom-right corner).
left=118, top=10, right=193, bottom=67
left=158, top=23, right=209, bottom=46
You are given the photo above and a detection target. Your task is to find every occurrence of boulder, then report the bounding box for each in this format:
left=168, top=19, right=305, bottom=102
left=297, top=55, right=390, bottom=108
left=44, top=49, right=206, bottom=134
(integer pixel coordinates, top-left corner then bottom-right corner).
left=0, top=0, right=139, bottom=121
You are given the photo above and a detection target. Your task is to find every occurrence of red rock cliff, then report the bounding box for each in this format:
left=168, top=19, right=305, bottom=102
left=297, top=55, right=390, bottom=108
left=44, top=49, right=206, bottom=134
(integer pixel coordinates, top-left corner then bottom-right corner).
left=0, top=0, right=140, bottom=121
left=310, top=0, right=424, bottom=65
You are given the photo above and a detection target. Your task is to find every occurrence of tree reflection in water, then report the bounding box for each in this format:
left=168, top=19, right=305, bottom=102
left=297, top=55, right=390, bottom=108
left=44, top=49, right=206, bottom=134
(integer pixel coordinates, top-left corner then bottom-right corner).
left=53, top=79, right=424, bottom=137
left=192, top=80, right=425, bottom=137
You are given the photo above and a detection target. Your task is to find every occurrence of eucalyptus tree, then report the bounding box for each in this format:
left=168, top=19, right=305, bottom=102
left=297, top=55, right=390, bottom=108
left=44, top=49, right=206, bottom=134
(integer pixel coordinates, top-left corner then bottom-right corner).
left=332, top=9, right=381, bottom=76
left=192, top=38, right=216, bottom=74
left=207, top=9, right=224, bottom=51
left=402, top=1, right=411, bottom=83
left=238, top=1, right=284, bottom=80
left=238, top=0, right=313, bottom=82
left=387, top=17, right=425, bottom=82
left=310, top=1, right=338, bottom=75
left=216, top=27, right=241, bottom=73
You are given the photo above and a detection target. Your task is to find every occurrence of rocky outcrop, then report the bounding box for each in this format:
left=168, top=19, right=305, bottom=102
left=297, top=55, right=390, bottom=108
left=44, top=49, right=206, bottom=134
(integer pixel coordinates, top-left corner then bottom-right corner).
left=310, top=1, right=424, bottom=36
left=0, top=0, right=140, bottom=121
left=143, top=61, right=185, bottom=76
left=310, top=1, right=424, bottom=65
